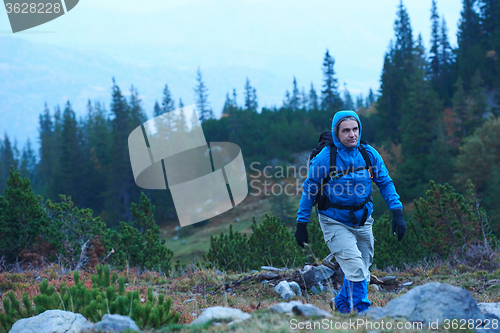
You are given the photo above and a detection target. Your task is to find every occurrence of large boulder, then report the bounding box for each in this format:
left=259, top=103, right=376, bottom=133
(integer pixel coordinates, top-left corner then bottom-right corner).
left=9, top=310, right=90, bottom=333
left=273, top=280, right=296, bottom=300
left=302, top=265, right=335, bottom=289
left=190, top=306, right=251, bottom=325
left=364, top=282, right=500, bottom=332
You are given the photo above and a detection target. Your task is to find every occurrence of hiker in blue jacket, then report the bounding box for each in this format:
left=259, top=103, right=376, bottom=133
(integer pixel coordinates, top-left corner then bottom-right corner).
left=295, top=110, right=406, bottom=313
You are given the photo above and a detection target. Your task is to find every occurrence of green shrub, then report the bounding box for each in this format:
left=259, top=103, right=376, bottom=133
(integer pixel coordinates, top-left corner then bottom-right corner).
left=247, top=214, right=305, bottom=269
left=373, top=180, right=497, bottom=269
left=204, top=224, right=250, bottom=272
left=105, top=193, right=174, bottom=275
left=0, top=264, right=180, bottom=333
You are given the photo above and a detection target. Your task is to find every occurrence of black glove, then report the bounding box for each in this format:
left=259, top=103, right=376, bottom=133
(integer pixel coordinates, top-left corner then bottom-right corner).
left=295, top=222, right=309, bottom=248
left=392, top=209, right=406, bottom=241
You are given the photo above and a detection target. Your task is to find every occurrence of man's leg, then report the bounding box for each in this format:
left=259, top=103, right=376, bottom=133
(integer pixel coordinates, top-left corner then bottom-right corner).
left=320, top=216, right=367, bottom=313
left=350, top=216, right=375, bottom=313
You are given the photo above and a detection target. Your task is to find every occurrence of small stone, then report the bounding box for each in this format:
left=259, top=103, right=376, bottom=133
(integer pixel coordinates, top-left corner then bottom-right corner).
left=94, top=314, right=140, bottom=333
left=370, top=284, right=380, bottom=292
left=257, top=272, right=279, bottom=280
left=289, top=281, right=302, bottom=296
left=274, top=280, right=296, bottom=300
left=402, top=281, right=413, bottom=286
left=173, top=236, right=179, bottom=241
left=184, top=299, right=195, bottom=303
left=380, top=276, right=397, bottom=284
left=269, top=301, right=303, bottom=314
left=250, top=270, right=258, bottom=273
left=292, top=304, right=333, bottom=318
left=191, top=306, right=251, bottom=325
left=261, top=266, right=282, bottom=272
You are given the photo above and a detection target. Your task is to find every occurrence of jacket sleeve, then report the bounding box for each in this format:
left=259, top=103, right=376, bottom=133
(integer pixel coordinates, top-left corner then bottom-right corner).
left=369, top=147, right=403, bottom=211
left=296, top=149, right=330, bottom=223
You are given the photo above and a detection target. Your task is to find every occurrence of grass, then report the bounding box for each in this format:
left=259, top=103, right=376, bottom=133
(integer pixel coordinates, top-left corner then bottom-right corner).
left=1, top=255, right=500, bottom=332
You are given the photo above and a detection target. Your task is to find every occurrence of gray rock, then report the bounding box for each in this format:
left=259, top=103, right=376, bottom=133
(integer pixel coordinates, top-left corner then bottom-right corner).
left=401, top=281, right=413, bottom=286
left=250, top=270, right=258, bottom=273
left=303, top=265, right=335, bottom=288
left=288, top=281, right=302, bottom=296
left=379, top=275, right=397, bottom=284
left=10, top=309, right=89, bottom=333
left=257, top=272, right=279, bottom=280
left=269, top=301, right=303, bottom=314
left=191, top=306, right=251, bottom=325
left=93, top=314, right=139, bottom=332
left=184, top=299, right=195, bottom=303
left=369, top=284, right=380, bottom=292
left=310, top=281, right=326, bottom=294
left=292, top=304, right=333, bottom=318
left=478, top=302, right=500, bottom=319
left=274, top=280, right=296, bottom=300
left=363, top=282, right=499, bottom=332
left=261, top=266, right=282, bottom=272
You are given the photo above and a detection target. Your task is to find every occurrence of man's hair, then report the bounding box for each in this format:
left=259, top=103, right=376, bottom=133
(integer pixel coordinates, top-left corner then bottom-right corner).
left=334, top=116, right=360, bottom=138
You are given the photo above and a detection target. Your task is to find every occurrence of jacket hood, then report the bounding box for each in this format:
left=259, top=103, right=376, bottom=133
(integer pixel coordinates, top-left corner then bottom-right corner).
left=331, top=110, right=362, bottom=151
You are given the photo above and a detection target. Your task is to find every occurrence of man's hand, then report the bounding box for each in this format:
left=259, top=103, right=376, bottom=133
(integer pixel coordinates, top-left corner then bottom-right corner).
left=392, top=209, right=406, bottom=241
left=295, top=222, right=309, bottom=248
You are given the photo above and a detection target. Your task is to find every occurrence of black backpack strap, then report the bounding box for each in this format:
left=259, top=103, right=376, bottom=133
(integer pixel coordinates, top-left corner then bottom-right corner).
left=358, top=144, right=374, bottom=179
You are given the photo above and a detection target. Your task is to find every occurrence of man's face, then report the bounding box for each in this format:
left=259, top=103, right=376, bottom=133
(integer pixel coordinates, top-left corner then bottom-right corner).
left=338, top=119, right=359, bottom=148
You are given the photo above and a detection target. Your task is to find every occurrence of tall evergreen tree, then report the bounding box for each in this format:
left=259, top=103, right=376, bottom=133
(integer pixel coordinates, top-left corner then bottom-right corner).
left=194, top=68, right=213, bottom=121
left=456, top=0, right=483, bottom=89
left=439, top=17, right=454, bottom=104
left=375, top=1, right=415, bottom=143
left=19, top=138, right=36, bottom=184
left=108, top=78, right=136, bottom=224
left=0, top=133, right=17, bottom=195
left=59, top=101, right=84, bottom=204
left=320, top=50, right=343, bottom=111
left=161, top=84, right=175, bottom=113
left=301, top=87, right=308, bottom=110
left=342, top=83, right=355, bottom=111
left=429, top=0, right=441, bottom=81
left=289, top=77, right=300, bottom=111
left=308, top=83, right=319, bottom=111
left=244, top=77, right=258, bottom=112
left=153, top=101, right=161, bottom=117
left=366, top=88, right=376, bottom=108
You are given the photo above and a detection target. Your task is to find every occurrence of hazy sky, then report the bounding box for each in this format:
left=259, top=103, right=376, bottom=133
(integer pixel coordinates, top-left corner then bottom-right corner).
left=1, top=0, right=462, bottom=122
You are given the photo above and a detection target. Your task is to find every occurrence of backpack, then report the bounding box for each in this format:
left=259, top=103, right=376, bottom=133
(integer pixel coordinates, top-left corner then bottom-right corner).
left=308, top=131, right=374, bottom=226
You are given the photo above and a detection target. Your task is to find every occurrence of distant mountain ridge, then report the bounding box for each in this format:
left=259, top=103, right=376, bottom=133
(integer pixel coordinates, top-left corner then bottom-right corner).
left=0, top=36, right=290, bottom=151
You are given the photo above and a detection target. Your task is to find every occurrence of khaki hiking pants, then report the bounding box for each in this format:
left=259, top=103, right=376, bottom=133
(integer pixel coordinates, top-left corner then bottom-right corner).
left=319, top=214, right=374, bottom=282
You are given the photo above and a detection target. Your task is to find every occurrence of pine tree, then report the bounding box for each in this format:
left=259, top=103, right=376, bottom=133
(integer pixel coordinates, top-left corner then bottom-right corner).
left=0, top=168, right=51, bottom=264
left=108, top=78, right=136, bottom=223
left=366, top=88, right=375, bottom=108
left=161, top=84, right=175, bottom=113
left=342, top=83, right=354, bottom=110
left=301, top=87, right=308, bottom=110
left=194, top=68, right=213, bottom=121
left=429, top=0, right=441, bottom=82
left=153, top=101, right=161, bottom=117
left=0, top=134, right=17, bottom=195
left=308, top=83, right=319, bottom=111
left=456, top=0, right=483, bottom=89
left=59, top=101, right=84, bottom=204
left=19, top=138, right=36, bottom=184
left=282, top=90, right=291, bottom=109
left=244, top=77, right=258, bottom=112
left=320, top=50, right=343, bottom=111
left=439, top=17, right=454, bottom=104
left=375, top=1, right=415, bottom=143
left=289, top=77, right=300, bottom=111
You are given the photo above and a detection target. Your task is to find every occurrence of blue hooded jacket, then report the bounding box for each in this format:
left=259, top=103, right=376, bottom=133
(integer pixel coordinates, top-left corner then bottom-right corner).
left=296, top=110, right=403, bottom=226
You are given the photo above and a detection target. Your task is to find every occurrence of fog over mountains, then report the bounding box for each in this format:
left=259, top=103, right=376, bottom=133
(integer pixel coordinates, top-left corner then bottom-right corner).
left=1, top=36, right=301, bottom=151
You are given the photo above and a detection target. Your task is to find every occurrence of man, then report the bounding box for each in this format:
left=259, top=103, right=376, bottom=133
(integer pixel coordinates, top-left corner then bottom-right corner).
left=295, top=110, right=406, bottom=313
